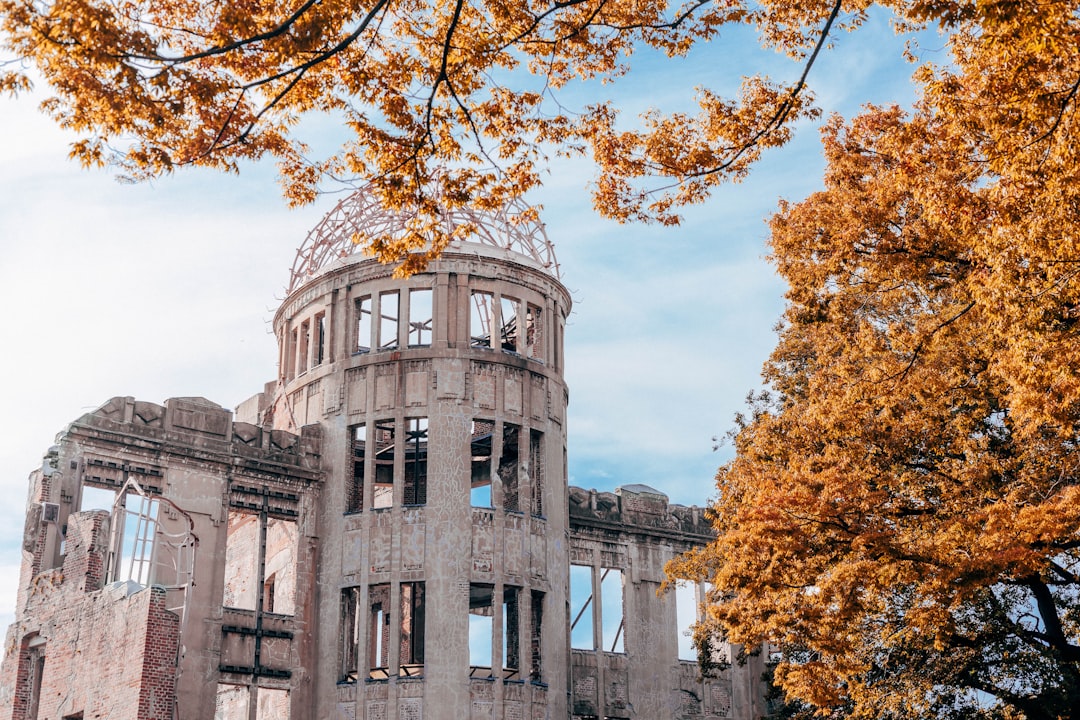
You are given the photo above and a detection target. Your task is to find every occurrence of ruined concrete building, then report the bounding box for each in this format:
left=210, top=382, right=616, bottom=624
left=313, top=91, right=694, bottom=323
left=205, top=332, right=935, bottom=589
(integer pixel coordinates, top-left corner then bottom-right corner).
left=0, top=189, right=766, bottom=720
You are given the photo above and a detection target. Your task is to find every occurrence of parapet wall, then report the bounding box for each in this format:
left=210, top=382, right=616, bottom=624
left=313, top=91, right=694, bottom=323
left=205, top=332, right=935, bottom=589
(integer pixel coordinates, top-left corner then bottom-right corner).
left=568, top=484, right=714, bottom=541
left=70, top=396, right=322, bottom=474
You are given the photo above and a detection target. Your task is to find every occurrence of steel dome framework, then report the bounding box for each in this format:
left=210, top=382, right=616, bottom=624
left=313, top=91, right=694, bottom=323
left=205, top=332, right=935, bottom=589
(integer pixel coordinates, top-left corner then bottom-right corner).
left=287, top=186, right=560, bottom=294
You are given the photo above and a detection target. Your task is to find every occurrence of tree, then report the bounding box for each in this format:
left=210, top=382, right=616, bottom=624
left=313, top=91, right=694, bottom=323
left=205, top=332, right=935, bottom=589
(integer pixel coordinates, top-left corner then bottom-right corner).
left=5, top=0, right=1080, bottom=715
left=669, top=4, right=1080, bottom=718
left=3, top=0, right=848, bottom=271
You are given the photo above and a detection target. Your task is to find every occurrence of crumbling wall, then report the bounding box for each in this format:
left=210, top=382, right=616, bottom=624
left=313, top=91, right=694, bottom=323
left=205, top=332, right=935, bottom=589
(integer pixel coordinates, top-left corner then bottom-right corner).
left=0, top=396, right=323, bottom=720
left=1, top=511, right=178, bottom=720
left=568, top=484, right=761, bottom=720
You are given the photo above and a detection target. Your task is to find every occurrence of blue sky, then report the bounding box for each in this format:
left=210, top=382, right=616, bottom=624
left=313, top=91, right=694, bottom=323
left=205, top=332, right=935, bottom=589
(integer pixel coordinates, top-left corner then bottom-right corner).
left=0, top=9, right=936, bottom=629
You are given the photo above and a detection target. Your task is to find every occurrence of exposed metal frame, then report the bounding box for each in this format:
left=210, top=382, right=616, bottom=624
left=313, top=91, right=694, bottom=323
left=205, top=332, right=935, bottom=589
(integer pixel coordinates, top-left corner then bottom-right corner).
left=287, top=184, right=560, bottom=293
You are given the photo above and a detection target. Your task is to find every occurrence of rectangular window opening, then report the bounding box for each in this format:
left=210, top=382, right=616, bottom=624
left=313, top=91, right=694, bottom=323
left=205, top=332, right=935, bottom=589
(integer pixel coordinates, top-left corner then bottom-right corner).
left=471, top=420, right=493, bottom=507
left=556, top=315, right=564, bottom=370
left=675, top=581, right=698, bottom=662
left=408, top=289, right=433, bottom=346
left=223, top=512, right=259, bottom=610
left=263, top=518, right=298, bottom=616
left=314, top=312, right=326, bottom=366
left=529, top=430, right=544, bottom=517
left=569, top=564, right=594, bottom=650
left=340, top=587, right=361, bottom=682
left=378, top=291, right=399, bottom=351
left=469, top=584, right=494, bottom=673
left=348, top=424, right=366, bottom=513
left=400, top=581, right=426, bottom=675
left=403, top=418, right=428, bottom=506
left=470, top=291, right=493, bottom=348
left=601, top=568, right=625, bottom=653
left=25, top=645, right=45, bottom=720
left=503, top=586, right=520, bottom=679
left=263, top=574, right=277, bottom=614
left=500, top=296, right=520, bottom=353
left=372, top=422, right=395, bottom=509
left=79, top=485, right=116, bottom=512
left=356, top=296, right=372, bottom=353
left=499, top=423, right=520, bottom=512
left=369, top=584, right=390, bottom=679
left=215, top=683, right=250, bottom=720
left=298, top=319, right=310, bottom=374
left=526, top=304, right=543, bottom=360
left=530, top=590, right=544, bottom=682
left=255, top=688, right=290, bottom=720
left=287, top=328, right=298, bottom=379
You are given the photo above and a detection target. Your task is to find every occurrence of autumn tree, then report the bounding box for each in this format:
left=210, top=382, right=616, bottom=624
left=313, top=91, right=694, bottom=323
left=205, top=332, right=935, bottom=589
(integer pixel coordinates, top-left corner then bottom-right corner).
left=2, top=0, right=858, bottom=271
left=669, top=4, right=1080, bottom=719
left=6, top=0, right=1080, bottom=714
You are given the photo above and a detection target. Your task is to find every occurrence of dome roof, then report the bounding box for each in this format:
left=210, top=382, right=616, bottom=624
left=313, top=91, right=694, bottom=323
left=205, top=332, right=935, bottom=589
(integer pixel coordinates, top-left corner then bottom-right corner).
left=287, top=185, right=560, bottom=294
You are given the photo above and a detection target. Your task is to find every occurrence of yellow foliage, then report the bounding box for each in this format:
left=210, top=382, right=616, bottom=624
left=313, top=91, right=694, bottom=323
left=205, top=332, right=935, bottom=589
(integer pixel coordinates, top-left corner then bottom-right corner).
left=667, top=3, right=1080, bottom=716
left=0, top=0, right=853, bottom=271
left=5, top=2, right=1080, bottom=710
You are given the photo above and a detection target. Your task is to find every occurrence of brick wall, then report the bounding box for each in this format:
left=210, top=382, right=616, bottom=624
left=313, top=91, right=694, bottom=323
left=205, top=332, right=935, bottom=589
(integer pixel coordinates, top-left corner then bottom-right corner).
left=137, top=588, right=179, bottom=720
left=1, top=512, right=180, bottom=720
left=8, top=637, right=37, bottom=720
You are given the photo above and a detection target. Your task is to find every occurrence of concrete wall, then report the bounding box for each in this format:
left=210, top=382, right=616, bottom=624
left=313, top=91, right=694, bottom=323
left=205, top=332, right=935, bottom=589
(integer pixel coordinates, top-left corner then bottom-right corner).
left=0, top=396, right=322, bottom=720
left=567, top=485, right=766, bottom=720
left=268, top=249, right=572, bottom=720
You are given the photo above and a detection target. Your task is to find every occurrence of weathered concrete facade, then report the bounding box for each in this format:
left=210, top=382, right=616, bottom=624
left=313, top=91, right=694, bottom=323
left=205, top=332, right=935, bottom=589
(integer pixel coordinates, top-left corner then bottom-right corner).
left=0, top=397, right=322, bottom=719
left=567, top=486, right=766, bottom=720
left=271, top=245, right=573, bottom=720
left=0, top=198, right=765, bottom=720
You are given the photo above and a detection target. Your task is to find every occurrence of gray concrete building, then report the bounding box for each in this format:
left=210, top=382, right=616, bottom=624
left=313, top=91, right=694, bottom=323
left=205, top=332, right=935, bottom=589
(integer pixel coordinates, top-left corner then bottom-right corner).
left=0, top=189, right=765, bottom=720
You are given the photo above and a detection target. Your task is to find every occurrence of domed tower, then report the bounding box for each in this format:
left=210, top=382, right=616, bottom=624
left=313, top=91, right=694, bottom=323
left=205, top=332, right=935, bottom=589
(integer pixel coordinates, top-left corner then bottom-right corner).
left=271, top=189, right=571, bottom=720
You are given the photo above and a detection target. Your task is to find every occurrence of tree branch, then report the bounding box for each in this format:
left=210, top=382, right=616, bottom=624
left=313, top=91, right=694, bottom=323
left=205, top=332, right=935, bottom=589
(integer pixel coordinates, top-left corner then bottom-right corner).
left=882, top=300, right=976, bottom=384
left=688, top=0, right=843, bottom=181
